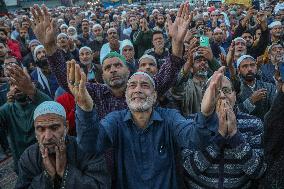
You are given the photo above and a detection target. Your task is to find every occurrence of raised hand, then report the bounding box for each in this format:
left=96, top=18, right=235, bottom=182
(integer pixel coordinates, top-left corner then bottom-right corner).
left=41, top=147, right=56, bottom=180
left=6, top=64, right=36, bottom=97
left=201, top=66, right=226, bottom=117
left=167, top=3, right=191, bottom=58
left=30, top=4, right=57, bottom=55
left=55, top=138, right=67, bottom=178
left=250, top=88, right=267, bottom=104
left=67, top=59, right=93, bottom=112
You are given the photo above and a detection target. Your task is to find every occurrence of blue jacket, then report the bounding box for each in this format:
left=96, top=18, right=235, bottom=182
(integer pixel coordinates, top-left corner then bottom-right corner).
left=76, top=106, right=218, bottom=189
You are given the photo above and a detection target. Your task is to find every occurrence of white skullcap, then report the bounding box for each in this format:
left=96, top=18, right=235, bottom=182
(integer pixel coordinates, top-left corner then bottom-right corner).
left=152, top=9, right=159, bottom=14
left=268, top=21, right=282, bottom=29
left=79, top=46, right=92, bottom=54
left=67, top=26, right=76, bottom=32
left=120, top=39, right=134, bottom=54
left=34, top=101, right=66, bottom=121
left=236, top=55, right=255, bottom=68
left=129, top=72, right=156, bottom=88
left=57, top=18, right=64, bottom=23
left=57, top=33, right=68, bottom=40
left=234, top=37, right=246, bottom=43
left=60, top=24, right=68, bottom=29
left=214, top=27, right=223, bottom=33
left=203, top=12, right=209, bottom=16
left=93, top=24, right=102, bottom=29
left=138, top=54, right=157, bottom=66
left=274, top=3, right=284, bottom=14
left=33, top=45, right=44, bottom=61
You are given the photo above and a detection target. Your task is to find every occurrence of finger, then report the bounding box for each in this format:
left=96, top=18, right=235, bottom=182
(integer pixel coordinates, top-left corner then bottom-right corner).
left=177, top=3, right=184, bottom=17
left=69, top=60, right=75, bottom=82
left=166, top=14, right=172, bottom=27
left=75, top=64, right=81, bottom=86
left=67, top=61, right=71, bottom=81
left=34, top=4, right=44, bottom=22
left=50, top=18, right=57, bottom=33
left=181, top=3, right=186, bottom=19
left=79, top=70, right=87, bottom=93
left=30, top=7, right=39, bottom=25
left=42, top=4, right=50, bottom=22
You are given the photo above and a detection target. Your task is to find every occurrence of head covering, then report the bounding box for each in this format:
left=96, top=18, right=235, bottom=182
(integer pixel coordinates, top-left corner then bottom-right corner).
left=138, top=54, right=157, bottom=66
left=236, top=55, right=255, bottom=68
left=274, top=2, right=284, bottom=14
left=213, top=27, right=223, bottom=33
left=33, top=101, right=66, bottom=121
left=57, top=33, right=68, bottom=40
left=268, top=21, right=282, bottom=29
left=102, top=51, right=126, bottom=65
left=129, top=72, right=156, bottom=89
left=33, top=45, right=44, bottom=61
left=93, top=24, right=102, bottom=29
left=193, top=51, right=207, bottom=61
left=79, top=46, right=92, bottom=54
left=152, top=9, right=159, bottom=14
left=120, top=39, right=134, bottom=54
left=234, top=37, right=246, bottom=43
left=268, top=43, right=283, bottom=52
left=29, top=39, right=41, bottom=48
left=60, top=24, right=68, bottom=29
left=67, top=26, right=77, bottom=32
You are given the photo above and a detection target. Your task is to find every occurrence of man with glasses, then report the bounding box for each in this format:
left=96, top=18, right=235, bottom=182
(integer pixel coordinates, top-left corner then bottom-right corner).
left=182, top=73, right=266, bottom=188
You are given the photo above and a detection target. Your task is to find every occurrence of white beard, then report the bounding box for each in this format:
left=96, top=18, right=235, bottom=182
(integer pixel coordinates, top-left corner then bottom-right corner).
left=126, top=95, right=156, bottom=112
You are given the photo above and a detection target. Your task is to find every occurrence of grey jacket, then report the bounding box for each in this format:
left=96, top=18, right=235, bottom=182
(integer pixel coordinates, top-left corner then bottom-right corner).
left=15, top=136, right=111, bottom=189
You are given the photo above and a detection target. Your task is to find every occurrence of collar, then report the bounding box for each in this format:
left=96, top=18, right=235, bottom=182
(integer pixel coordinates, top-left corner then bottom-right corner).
left=123, top=108, right=163, bottom=124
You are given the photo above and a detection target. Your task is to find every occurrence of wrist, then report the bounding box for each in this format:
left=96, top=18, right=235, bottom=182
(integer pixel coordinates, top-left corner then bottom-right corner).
left=229, top=128, right=237, bottom=137
left=172, top=43, right=183, bottom=58
left=45, top=44, right=58, bottom=56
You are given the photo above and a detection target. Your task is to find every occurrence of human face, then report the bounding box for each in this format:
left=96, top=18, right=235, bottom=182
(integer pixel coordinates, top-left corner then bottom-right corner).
left=57, top=36, right=68, bottom=47
left=192, top=57, right=209, bottom=78
left=216, top=76, right=236, bottom=112
left=129, top=16, right=137, bottom=26
left=271, top=25, right=283, bottom=38
left=60, top=27, right=68, bottom=34
left=0, top=43, right=7, bottom=57
left=203, top=15, right=209, bottom=21
left=152, top=33, right=164, bottom=50
left=138, top=58, right=158, bottom=76
left=242, top=33, right=253, bottom=47
left=238, top=58, right=257, bottom=82
left=34, top=114, right=66, bottom=154
left=234, top=40, right=247, bottom=57
left=19, top=29, right=28, bottom=38
left=102, top=57, right=130, bottom=89
left=220, top=23, right=226, bottom=31
left=0, top=31, right=7, bottom=41
left=157, top=15, right=165, bottom=25
left=36, top=48, right=47, bottom=60
left=107, top=28, right=118, bottom=42
left=213, top=31, right=223, bottom=43
left=79, top=49, right=93, bottom=65
left=126, top=74, right=157, bottom=112
left=122, top=46, right=134, bottom=61
left=69, top=19, right=76, bottom=27
left=270, top=44, right=284, bottom=63
left=82, top=21, right=90, bottom=33
left=21, top=21, right=29, bottom=29
left=93, top=26, right=103, bottom=37
left=30, top=43, right=39, bottom=52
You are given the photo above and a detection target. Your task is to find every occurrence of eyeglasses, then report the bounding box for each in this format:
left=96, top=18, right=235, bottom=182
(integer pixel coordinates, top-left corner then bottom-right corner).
left=218, top=87, right=233, bottom=95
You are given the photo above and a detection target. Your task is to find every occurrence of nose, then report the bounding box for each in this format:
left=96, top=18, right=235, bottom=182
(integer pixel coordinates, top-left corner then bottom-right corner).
left=43, top=129, right=53, bottom=141
left=110, top=65, right=117, bottom=73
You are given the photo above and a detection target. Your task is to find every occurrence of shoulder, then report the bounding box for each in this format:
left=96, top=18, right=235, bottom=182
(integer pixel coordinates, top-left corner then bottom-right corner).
left=237, top=111, right=263, bottom=131
left=19, top=143, right=39, bottom=164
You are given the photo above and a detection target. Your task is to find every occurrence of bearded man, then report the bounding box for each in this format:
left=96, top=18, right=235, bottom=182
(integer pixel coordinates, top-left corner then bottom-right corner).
left=0, top=59, right=51, bottom=173
left=237, top=55, right=276, bottom=120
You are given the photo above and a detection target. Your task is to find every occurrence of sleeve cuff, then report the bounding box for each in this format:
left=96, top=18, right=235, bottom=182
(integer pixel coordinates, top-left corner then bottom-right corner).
left=196, top=112, right=218, bottom=133
left=227, top=131, right=244, bottom=148
left=75, top=105, right=96, bottom=122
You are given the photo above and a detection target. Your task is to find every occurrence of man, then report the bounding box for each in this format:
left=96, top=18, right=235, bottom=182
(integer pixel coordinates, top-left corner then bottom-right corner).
left=0, top=58, right=51, bottom=173
left=182, top=75, right=266, bottom=188
left=211, top=27, right=226, bottom=60
left=22, top=39, right=41, bottom=73
left=144, top=30, right=170, bottom=68
left=237, top=55, right=276, bottom=120
left=73, top=65, right=223, bottom=188
left=30, top=45, right=59, bottom=98
left=260, top=43, right=284, bottom=84
left=0, top=39, right=8, bottom=65
left=120, top=39, right=137, bottom=75
left=100, top=27, right=121, bottom=64
left=0, top=28, right=22, bottom=60
left=268, top=21, right=283, bottom=45
left=57, top=33, right=79, bottom=61
left=132, top=18, right=153, bottom=58
left=16, top=27, right=30, bottom=57
left=79, top=46, right=103, bottom=83
left=137, top=54, right=158, bottom=76
left=15, top=101, right=110, bottom=189
left=87, top=24, right=107, bottom=64
left=77, top=19, right=94, bottom=47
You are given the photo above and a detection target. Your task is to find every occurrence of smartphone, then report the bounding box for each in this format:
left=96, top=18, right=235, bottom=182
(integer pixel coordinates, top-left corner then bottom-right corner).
left=200, top=36, right=209, bottom=47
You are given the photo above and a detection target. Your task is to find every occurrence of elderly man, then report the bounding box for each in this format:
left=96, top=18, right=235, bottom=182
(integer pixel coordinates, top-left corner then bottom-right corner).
left=79, top=46, right=103, bottom=83
left=137, top=54, right=158, bottom=76
left=182, top=74, right=266, bottom=188
left=56, top=33, right=79, bottom=61
left=100, top=27, right=121, bottom=63
left=30, top=45, right=59, bottom=98
left=22, top=39, right=41, bottom=73
left=120, top=39, right=137, bottom=75
left=236, top=55, right=276, bottom=120
left=73, top=64, right=222, bottom=188
left=88, top=24, right=107, bottom=64
left=15, top=101, right=110, bottom=189
left=0, top=59, right=51, bottom=173
left=268, top=21, right=283, bottom=45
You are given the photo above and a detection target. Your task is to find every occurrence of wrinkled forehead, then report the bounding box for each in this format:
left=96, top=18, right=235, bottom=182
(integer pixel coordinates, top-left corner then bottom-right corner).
left=34, top=113, right=65, bottom=126
left=128, top=74, right=153, bottom=86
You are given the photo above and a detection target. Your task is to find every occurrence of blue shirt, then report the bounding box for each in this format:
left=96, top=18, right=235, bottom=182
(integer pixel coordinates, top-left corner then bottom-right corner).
left=76, top=106, right=218, bottom=189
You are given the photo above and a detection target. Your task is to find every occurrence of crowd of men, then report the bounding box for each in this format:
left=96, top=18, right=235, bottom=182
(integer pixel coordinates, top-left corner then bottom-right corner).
left=0, top=0, right=284, bottom=188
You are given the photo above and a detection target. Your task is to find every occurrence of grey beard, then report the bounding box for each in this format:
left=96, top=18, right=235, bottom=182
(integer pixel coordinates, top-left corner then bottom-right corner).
left=95, top=36, right=103, bottom=42
left=126, top=95, right=156, bottom=112
left=195, top=70, right=208, bottom=78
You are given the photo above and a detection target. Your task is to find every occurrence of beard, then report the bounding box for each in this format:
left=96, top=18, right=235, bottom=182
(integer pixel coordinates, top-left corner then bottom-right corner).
left=156, top=22, right=164, bottom=28
left=36, top=58, right=48, bottom=69
left=126, top=93, right=156, bottom=112
left=104, top=73, right=129, bottom=89
left=194, top=70, right=208, bottom=78
left=81, top=59, right=92, bottom=65
left=241, top=72, right=256, bottom=82
left=95, top=36, right=103, bottom=42
left=69, top=34, right=77, bottom=40
left=15, top=93, right=28, bottom=103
